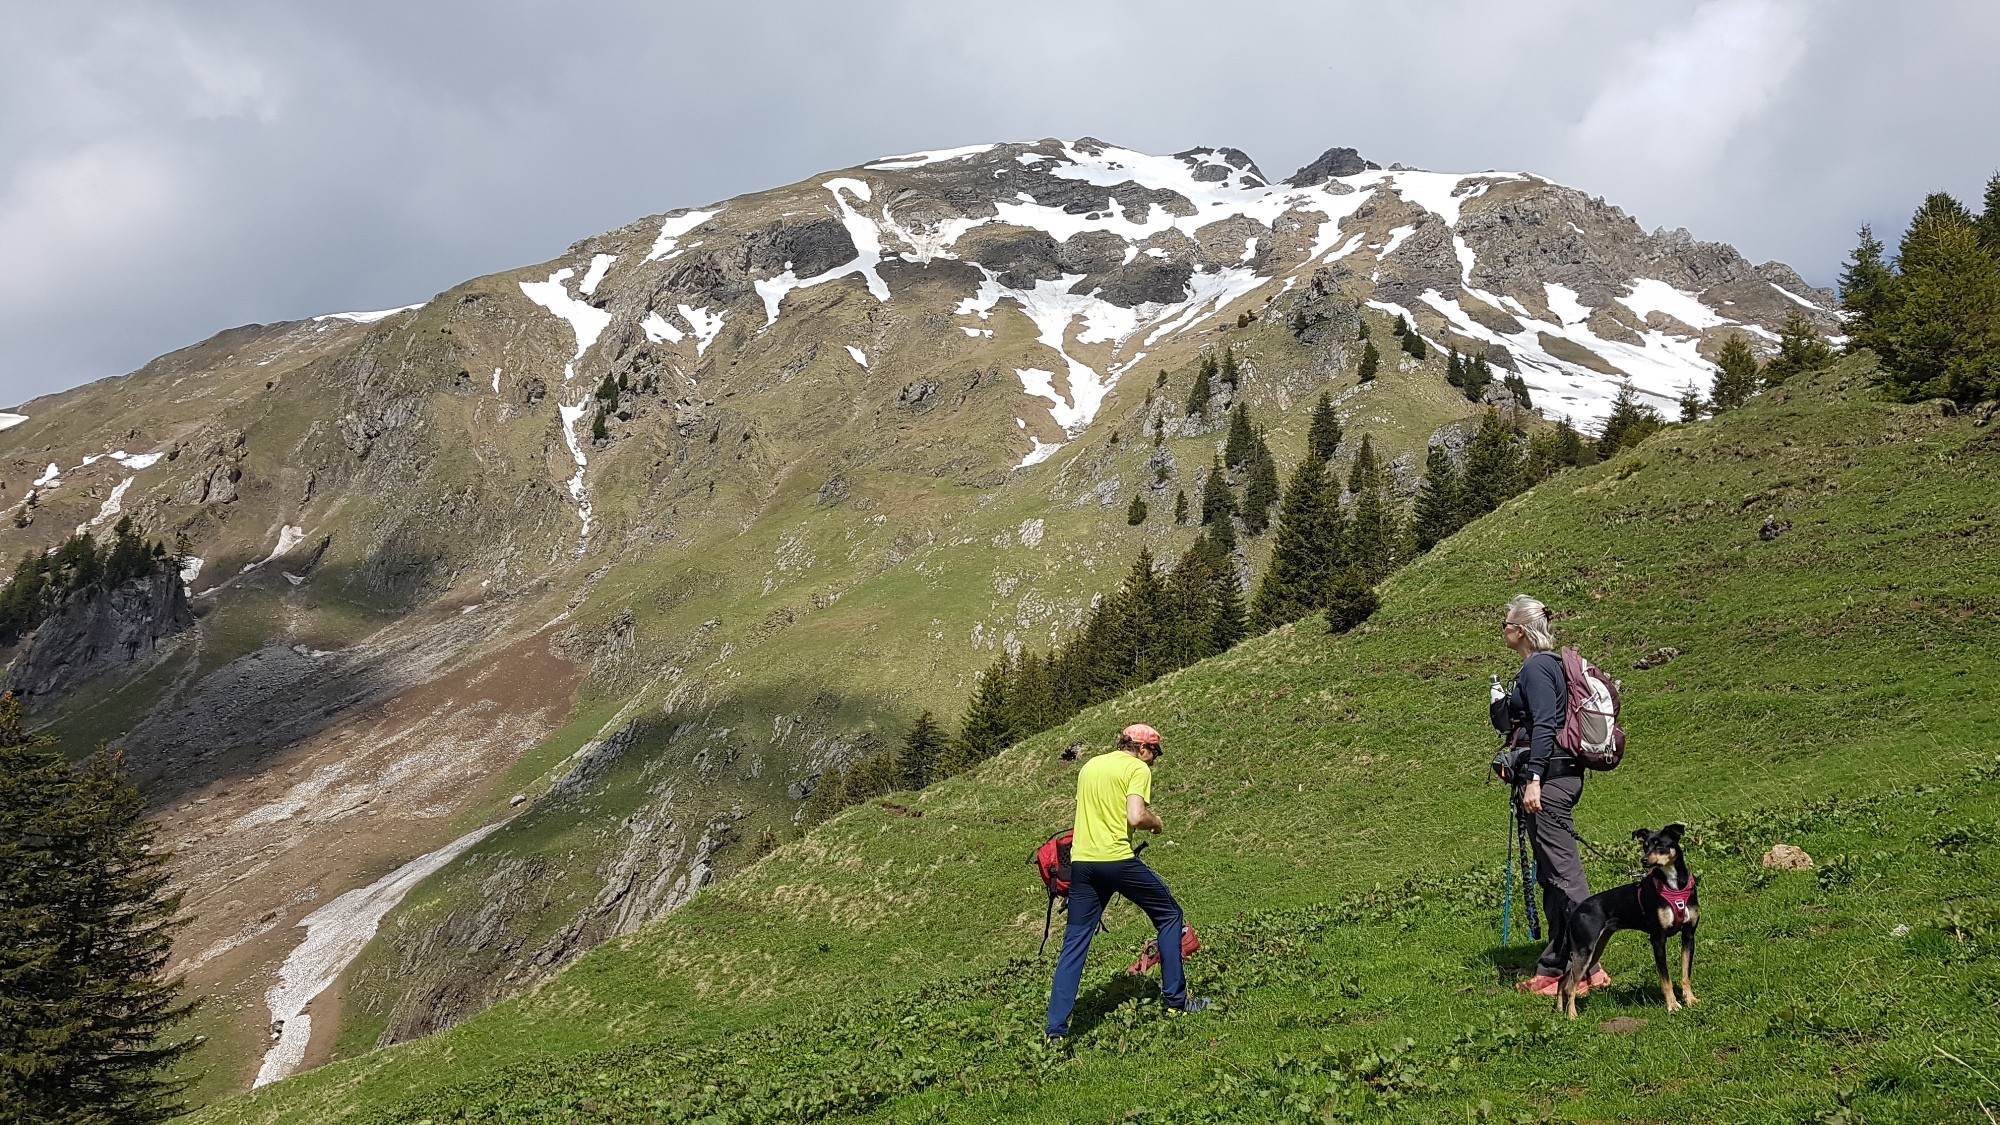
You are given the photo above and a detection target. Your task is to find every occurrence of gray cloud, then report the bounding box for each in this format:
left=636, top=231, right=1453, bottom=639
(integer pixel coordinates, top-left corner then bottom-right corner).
left=3, top=0, right=1996, bottom=405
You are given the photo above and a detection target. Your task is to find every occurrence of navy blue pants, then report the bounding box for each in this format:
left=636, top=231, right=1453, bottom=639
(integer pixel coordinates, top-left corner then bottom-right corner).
left=1045, top=858, right=1188, bottom=1037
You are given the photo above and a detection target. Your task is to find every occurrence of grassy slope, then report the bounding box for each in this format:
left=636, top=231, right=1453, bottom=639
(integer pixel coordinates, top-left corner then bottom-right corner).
left=198, top=355, right=2000, bottom=1122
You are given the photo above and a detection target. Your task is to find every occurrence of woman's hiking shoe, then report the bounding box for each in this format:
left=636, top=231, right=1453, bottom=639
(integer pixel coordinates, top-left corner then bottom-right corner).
left=1515, top=973, right=1568, bottom=997
left=1587, top=968, right=1612, bottom=989
left=1167, top=997, right=1214, bottom=1016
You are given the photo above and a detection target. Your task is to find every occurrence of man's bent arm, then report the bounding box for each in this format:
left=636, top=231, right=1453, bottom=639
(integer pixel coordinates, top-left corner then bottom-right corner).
left=1127, top=793, right=1163, bottom=834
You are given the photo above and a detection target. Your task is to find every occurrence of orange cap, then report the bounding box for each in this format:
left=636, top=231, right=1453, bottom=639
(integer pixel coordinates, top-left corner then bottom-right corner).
left=1119, top=723, right=1162, bottom=749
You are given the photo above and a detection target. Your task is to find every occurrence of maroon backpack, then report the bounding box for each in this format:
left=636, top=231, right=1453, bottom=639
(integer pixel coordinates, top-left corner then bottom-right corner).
left=1555, top=647, right=1626, bottom=771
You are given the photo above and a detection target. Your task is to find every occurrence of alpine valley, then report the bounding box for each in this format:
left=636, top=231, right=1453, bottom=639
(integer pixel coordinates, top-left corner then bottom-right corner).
left=0, top=138, right=1839, bottom=1104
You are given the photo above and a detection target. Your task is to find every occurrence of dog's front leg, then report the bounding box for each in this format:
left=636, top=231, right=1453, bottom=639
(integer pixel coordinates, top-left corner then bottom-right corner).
left=1678, top=929, right=1699, bottom=1007
left=1652, top=934, right=1680, bottom=1011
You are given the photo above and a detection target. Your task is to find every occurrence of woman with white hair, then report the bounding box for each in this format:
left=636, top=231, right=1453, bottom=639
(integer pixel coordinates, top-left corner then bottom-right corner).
left=1490, top=594, right=1605, bottom=996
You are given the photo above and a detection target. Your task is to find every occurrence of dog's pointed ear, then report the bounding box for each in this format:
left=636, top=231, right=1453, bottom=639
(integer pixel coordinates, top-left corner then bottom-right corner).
left=1631, top=828, right=1650, bottom=842
left=1663, top=823, right=1687, bottom=840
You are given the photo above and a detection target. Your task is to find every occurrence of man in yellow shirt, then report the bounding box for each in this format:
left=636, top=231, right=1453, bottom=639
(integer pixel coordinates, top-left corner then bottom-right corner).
left=1045, top=723, right=1209, bottom=1040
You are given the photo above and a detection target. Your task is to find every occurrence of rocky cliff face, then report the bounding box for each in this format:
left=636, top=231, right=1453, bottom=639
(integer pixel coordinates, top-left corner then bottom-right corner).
left=4, top=570, right=194, bottom=705
left=0, top=137, right=1842, bottom=1099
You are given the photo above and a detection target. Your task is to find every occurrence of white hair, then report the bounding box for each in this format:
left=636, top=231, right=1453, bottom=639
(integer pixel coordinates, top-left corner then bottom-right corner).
left=1506, top=594, right=1557, bottom=653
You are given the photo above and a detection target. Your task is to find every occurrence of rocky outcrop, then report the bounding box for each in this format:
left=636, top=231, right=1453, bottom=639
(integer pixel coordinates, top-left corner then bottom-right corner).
left=5, top=570, right=194, bottom=706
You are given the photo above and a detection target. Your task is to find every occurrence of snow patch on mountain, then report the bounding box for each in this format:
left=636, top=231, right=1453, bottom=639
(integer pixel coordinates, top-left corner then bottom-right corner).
left=754, top=180, right=894, bottom=324
left=519, top=268, right=613, bottom=360
left=642, top=312, right=683, bottom=344
left=865, top=143, right=999, bottom=170
left=252, top=822, right=502, bottom=1089
left=845, top=345, right=868, bottom=368
left=679, top=304, right=726, bottom=356
left=578, top=253, right=617, bottom=297
left=0, top=413, right=26, bottom=432
left=1618, top=278, right=1728, bottom=329
left=646, top=207, right=720, bottom=262
left=77, top=477, right=133, bottom=535
left=33, top=463, right=59, bottom=487
left=313, top=304, right=422, bottom=325
left=558, top=399, right=594, bottom=539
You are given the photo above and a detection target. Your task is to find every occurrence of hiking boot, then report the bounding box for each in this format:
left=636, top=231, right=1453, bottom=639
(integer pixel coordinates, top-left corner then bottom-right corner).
left=1586, top=968, right=1611, bottom=989
left=1167, top=997, right=1214, bottom=1016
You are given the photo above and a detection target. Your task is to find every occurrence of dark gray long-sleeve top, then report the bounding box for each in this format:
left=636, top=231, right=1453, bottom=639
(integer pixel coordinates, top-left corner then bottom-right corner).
left=1489, top=651, right=1570, bottom=781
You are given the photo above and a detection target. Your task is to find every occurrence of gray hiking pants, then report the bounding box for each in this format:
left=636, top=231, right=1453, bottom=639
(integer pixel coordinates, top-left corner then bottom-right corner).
left=1525, top=773, right=1588, bottom=975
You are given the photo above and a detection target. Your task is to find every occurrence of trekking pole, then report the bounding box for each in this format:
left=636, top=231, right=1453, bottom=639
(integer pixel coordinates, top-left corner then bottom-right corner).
left=1502, top=804, right=1514, bottom=945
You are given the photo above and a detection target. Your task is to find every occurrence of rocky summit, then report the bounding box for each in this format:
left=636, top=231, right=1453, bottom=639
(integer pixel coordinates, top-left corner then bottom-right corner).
left=0, top=137, right=1833, bottom=1101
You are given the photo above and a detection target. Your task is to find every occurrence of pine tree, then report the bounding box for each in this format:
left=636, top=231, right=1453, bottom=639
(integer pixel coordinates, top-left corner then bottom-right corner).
left=1126, top=494, right=1148, bottom=525
left=1501, top=370, right=1529, bottom=408
left=1208, top=550, right=1247, bottom=650
left=949, top=656, right=1016, bottom=773
left=1200, top=456, right=1236, bottom=528
left=1877, top=200, right=2000, bottom=404
left=1411, top=445, right=1463, bottom=552
left=1219, top=348, right=1240, bottom=391
left=839, top=751, right=902, bottom=805
left=1306, top=392, right=1341, bottom=462
left=1461, top=355, right=1493, bottom=401
left=1461, top=409, right=1524, bottom=518
left=1981, top=172, right=2000, bottom=255
left=1553, top=418, right=1587, bottom=467
left=1357, top=341, right=1380, bottom=383
left=1344, top=436, right=1395, bottom=582
left=1400, top=323, right=1427, bottom=360
left=1324, top=566, right=1380, bottom=634
left=1356, top=318, right=1370, bottom=341
left=1522, top=427, right=1568, bottom=485
left=1710, top=334, right=1761, bottom=411
left=1224, top=403, right=1255, bottom=468
left=591, top=406, right=610, bottom=442
left=1445, top=349, right=1464, bottom=389
left=1677, top=384, right=1706, bottom=424
left=1173, top=489, right=1189, bottom=524
left=0, top=696, right=193, bottom=1121
left=596, top=372, right=618, bottom=402
left=1247, top=454, right=1341, bottom=631
left=1242, top=434, right=1279, bottom=534
left=1838, top=225, right=1896, bottom=355
left=1761, top=312, right=1835, bottom=385
left=1185, top=359, right=1213, bottom=417
left=1391, top=317, right=1408, bottom=337
left=897, top=711, right=945, bottom=790
left=798, top=765, right=846, bottom=828
left=1597, top=382, right=1665, bottom=456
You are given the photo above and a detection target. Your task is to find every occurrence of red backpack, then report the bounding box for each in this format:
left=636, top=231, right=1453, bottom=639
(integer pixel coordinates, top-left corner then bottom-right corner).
left=1032, top=831, right=1076, bottom=953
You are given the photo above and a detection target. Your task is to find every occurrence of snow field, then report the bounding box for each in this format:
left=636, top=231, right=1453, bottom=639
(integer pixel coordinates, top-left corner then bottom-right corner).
left=845, top=346, right=868, bottom=368
left=0, top=413, right=26, bottom=432
left=252, top=823, right=503, bottom=1088
left=578, top=253, right=617, bottom=297
left=312, top=304, right=422, bottom=325
left=519, top=268, right=613, bottom=360
left=646, top=208, right=721, bottom=263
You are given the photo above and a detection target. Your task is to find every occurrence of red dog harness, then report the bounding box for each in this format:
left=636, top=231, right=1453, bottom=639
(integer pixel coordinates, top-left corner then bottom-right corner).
left=1646, top=872, right=1697, bottom=933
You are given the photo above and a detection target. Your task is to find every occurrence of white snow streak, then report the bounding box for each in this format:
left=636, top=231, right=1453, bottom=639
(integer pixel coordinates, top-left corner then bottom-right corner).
left=33, top=463, right=58, bottom=487
left=865, top=142, right=999, bottom=170
left=0, top=413, right=26, bottom=432
left=646, top=208, right=720, bottom=262
left=845, top=345, right=868, bottom=368
left=313, top=304, right=422, bottom=325
left=252, top=823, right=502, bottom=1088
left=578, top=253, right=617, bottom=297
left=492, top=367, right=501, bottom=394
left=678, top=304, right=726, bottom=356
left=77, top=477, right=133, bottom=535
left=558, top=400, right=593, bottom=539
left=754, top=179, right=892, bottom=325
left=642, top=312, right=684, bottom=344
left=1618, top=278, right=1728, bottom=329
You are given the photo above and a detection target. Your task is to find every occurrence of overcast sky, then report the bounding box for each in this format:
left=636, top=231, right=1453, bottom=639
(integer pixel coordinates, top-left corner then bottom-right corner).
left=3, top=0, right=1995, bottom=406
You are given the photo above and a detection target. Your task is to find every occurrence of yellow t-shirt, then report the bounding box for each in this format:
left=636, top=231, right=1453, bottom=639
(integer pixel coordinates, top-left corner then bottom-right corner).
left=1071, top=751, right=1153, bottom=862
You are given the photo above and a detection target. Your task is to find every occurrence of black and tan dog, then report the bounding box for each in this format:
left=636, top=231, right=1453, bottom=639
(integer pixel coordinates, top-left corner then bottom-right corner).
left=1557, top=823, right=1700, bottom=1018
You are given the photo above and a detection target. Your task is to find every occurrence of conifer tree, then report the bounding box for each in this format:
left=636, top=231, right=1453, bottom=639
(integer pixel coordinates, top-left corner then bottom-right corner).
left=1391, top=317, right=1408, bottom=337
left=1306, top=392, right=1342, bottom=462
left=1344, top=435, right=1395, bottom=583
left=798, top=765, right=846, bottom=827
left=1460, top=409, right=1524, bottom=518
left=1400, top=324, right=1427, bottom=360
left=1207, top=552, right=1247, bottom=651
left=1357, top=318, right=1370, bottom=341
left=1185, top=357, right=1214, bottom=416
left=1838, top=225, right=1896, bottom=355
left=1710, top=334, right=1761, bottom=411
left=1411, top=446, right=1463, bottom=552
left=896, top=710, right=946, bottom=791
left=1173, top=489, right=1189, bottom=524
left=1126, top=494, right=1148, bottom=525
left=1522, top=427, right=1568, bottom=485
left=1200, top=457, right=1236, bottom=528
left=1981, top=172, right=2000, bottom=255
left=839, top=751, right=902, bottom=805
left=1501, top=371, right=1529, bottom=408
left=1761, top=312, right=1836, bottom=385
left=949, top=657, right=1016, bottom=772
left=1597, top=382, right=1665, bottom=456
left=1219, top=347, right=1240, bottom=391
left=596, top=372, right=618, bottom=402
left=1224, top=403, right=1255, bottom=468
left=1553, top=418, right=1587, bottom=467
left=591, top=406, right=610, bottom=442
left=1242, top=434, right=1279, bottom=534
left=1247, top=454, right=1340, bottom=632
left=1678, top=384, right=1706, bottom=424
left=1877, top=200, right=2000, bottom=404
left=0, top=696, right=193, bottom=1121
left=1446, top=349, right=1464, bottom=388
left=1461, top=355, right=1493, bottom=401
left=1324, top=566, right=1380, bottom=635
left=1357, top=341, right=1380, bottom=383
